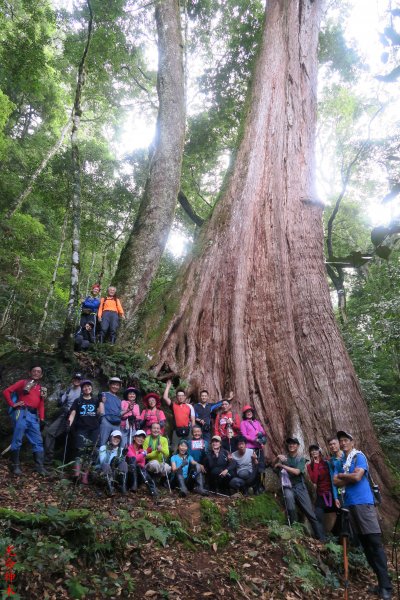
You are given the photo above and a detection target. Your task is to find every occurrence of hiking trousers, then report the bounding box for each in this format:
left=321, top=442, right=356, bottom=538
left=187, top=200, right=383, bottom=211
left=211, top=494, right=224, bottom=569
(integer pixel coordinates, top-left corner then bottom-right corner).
left=11, top=409, right=43, bottom=452
left=283, top=480, right=326, bottom=540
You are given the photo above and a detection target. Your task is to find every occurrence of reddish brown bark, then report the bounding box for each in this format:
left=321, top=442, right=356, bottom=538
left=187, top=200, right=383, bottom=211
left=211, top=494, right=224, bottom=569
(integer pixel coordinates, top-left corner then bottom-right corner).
left=151, top=0, right=395, bottom=510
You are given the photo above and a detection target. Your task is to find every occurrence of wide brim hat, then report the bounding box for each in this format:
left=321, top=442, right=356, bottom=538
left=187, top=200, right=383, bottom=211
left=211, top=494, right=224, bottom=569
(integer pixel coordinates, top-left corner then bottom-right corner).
left=123, top=387, right=141, bottom=400
left=109, top=377, right=122, bottom=384
left=211, top=435, right=222, bottom=442
left=143, top=393, right=161, bottom=408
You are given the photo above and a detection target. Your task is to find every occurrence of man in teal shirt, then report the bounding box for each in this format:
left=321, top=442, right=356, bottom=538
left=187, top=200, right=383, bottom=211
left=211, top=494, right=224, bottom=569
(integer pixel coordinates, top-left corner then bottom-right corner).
left=274, top=436, right=325, bottom=541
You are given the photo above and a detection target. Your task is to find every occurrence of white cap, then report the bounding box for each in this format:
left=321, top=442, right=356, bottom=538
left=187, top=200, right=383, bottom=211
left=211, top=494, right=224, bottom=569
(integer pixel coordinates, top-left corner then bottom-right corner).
left=110, top=430, right=122, bottom=438
left=134, top=430, right=147, bottom=437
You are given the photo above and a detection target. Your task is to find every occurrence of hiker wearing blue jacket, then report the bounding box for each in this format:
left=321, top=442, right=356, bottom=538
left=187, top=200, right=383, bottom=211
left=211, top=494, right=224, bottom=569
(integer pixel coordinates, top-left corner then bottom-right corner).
left=80, top=283, right=101, bottom=334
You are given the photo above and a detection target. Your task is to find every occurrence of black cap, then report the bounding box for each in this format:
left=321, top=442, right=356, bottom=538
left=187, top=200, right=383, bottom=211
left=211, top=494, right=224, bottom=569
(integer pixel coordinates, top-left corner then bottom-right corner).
left=286, top=437, right=300, bottom=445
left=336, top=430, right=353, bottom=441
left=73, top=373, right=83, bottom=379
left=309, top=444, right=321, bottom=453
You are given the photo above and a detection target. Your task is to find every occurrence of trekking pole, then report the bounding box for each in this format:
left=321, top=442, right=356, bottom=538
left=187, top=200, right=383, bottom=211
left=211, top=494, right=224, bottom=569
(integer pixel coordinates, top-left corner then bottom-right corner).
left=62, top=429, right=70, bottom=473
left=208, top=490, right=230, bottom=498
left=340, top=508, right=350, bottom=600
left=162, top=455, right=172, bottom=494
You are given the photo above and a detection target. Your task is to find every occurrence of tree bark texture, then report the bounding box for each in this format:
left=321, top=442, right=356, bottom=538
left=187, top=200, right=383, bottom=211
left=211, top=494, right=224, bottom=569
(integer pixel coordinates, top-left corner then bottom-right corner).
left=63, top=0, right=93, bottom=345
left=113, top=0, right=186, bottom=336
left=151, top=0, right=395, bottom=508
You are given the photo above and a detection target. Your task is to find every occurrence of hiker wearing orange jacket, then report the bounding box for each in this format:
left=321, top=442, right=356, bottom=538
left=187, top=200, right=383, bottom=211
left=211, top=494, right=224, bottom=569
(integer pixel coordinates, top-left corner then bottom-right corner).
left=98, top=286, right=125, bottom=344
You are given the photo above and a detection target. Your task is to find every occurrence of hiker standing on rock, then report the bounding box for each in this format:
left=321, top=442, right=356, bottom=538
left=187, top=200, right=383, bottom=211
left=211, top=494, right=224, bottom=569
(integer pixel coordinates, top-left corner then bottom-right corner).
left=97, top=286, right=125, bottom=344
left=3, top=365, right=48, bottom=475
left=333, top=430, right=392, bottom=600
left=68, top=379, right=100, bottom=484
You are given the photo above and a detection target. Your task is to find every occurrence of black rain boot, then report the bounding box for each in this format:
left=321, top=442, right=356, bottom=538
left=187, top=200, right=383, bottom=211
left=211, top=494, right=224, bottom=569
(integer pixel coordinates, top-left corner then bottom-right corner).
left=288, top=510, right=297, bottom=526
left=99, top=332, right=104, bottom=344
left=120, top=472, right=127, bottom=495
left=140, top=468, right=158, bottom=498
left=106, top=474, right=115, bottom=496
left=10, top=450, right=22, bottom=475
left=194, top=472, right=209, bottom=496
left=33, top=452, right=48, bottom=475
left=129, top=467, right=138, bottom=492
left=176, top=472, right=189, bottom=497
left=110, top=334, right=116, bottom=345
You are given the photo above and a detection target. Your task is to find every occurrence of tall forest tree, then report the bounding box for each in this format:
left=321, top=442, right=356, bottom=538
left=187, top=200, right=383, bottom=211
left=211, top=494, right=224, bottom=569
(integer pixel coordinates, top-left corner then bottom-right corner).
left=113, top=0, right=186, bottom=337
left=144, top=0, right=394, bottom=504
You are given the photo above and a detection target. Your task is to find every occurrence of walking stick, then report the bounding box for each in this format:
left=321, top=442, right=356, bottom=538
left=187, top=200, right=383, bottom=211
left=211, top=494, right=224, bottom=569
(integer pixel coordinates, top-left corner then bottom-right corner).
left=341, top=508, right=351, bottom=600
left=62, top=429, right=70, bottom=473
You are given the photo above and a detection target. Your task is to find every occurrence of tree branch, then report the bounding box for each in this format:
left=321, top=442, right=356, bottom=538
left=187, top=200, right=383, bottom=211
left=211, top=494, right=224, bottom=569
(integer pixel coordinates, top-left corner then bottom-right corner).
left=178, top=191, right=205, bottom=227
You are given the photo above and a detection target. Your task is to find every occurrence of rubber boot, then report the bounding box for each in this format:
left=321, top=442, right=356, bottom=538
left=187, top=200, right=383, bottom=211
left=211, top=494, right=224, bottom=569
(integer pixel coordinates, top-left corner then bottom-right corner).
left=110, top=334, right=116, bottom=345
left=99, top=332, right=104, bottom=344
left=106, top=474, right=115, bottom=496
left=120, top=473, right=127, bottom=495
left=33, top=452, right=48, bottom=475
left=288, top=510, right=297, bottom=526
left=176, top=472, right=189, bottom=497
left=80, top=470, right=89, bottom=485
left=73, top=461, right=81, bottom=479
left=194, top=472, right=209, bottom=496
left=129, top=466, right=138, bottom=492
left=140, top=468, right=158, bottom=498
left=10, top=450, right=22, bottom=476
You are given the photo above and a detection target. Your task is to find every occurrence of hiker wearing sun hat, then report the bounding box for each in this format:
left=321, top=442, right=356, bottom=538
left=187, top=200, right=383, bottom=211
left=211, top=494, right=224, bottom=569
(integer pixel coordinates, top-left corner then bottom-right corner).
left=120, top=387, right=141, bottom=446
left=140, top=393, right=166, bottom=435
left=80, top=283, right=101, bottom=334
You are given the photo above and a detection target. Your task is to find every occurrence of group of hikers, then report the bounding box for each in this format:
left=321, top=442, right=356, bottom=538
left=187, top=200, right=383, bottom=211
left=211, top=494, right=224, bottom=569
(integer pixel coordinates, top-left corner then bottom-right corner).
left=2, top=366, right=393, bottom=599
left=74, top=283, right=125, bottom=349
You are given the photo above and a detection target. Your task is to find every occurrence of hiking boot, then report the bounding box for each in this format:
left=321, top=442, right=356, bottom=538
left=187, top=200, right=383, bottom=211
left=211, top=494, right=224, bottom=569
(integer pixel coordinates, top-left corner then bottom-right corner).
left=33, top=452, right=48, bottom=475
left=120, top=473, right=127, bottom=495
left=140, top=468, right=158, bottom=498
left=10, top=450, right=21, bottom=476
left=106, top=475, right=115, bottom=497
left=379, top=589, right=392, bottom=600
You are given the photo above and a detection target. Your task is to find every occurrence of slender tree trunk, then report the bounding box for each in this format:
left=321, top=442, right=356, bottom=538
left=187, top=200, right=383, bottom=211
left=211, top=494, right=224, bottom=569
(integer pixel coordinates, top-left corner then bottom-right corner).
left=61, top=0, right=93, bottom=349
left=149, top=0, right=395, bottom=513
left=0, top=257, right=21, bottom=331
left=113, top=0, right=186, bottom=339
left=4, top=120, right=70, bottom=221
left=35, top=212, right=69, bottom=347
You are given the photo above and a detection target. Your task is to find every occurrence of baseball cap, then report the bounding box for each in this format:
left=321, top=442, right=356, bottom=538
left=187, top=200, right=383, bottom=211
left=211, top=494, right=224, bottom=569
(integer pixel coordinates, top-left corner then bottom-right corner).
left=286, top=437, right=300, bottom=445
left=73, top=373, right=83, bottom=379
left=211, top=435, right=222, bottom=442
left=134, top=430, right=147, bottom=437
left=336, top=430, right=353, bottom=441
left=110, top=430, right=122, bottom=438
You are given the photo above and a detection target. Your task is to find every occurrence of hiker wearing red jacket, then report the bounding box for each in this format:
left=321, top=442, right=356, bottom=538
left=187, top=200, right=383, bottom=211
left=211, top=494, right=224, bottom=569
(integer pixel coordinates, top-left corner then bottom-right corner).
left=3, top=366, right=47, bottom=475
left=307, top=444, right=337, bottom=534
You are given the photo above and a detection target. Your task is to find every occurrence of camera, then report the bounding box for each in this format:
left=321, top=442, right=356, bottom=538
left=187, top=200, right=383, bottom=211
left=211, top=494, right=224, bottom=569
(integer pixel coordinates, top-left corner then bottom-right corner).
left=256, top=433, right=267, bottom=445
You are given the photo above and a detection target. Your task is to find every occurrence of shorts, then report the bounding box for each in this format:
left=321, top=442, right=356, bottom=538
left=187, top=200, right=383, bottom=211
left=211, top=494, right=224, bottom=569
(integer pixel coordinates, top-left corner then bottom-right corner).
left=348, top=503, right=381, bottom=535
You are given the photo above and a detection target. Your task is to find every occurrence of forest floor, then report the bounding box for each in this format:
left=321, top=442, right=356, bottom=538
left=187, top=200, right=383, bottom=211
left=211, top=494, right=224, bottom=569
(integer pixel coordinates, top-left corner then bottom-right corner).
left=0, top=459, right=395, bottom=600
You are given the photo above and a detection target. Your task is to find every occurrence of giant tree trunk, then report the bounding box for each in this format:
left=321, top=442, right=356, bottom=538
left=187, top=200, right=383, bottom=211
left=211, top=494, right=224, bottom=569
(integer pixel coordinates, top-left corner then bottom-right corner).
left=113, top=0, right=185, bottom=339
left=151, top=0, right=395, bottom=510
